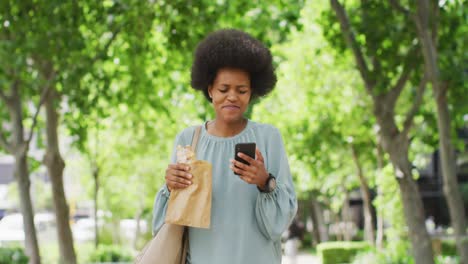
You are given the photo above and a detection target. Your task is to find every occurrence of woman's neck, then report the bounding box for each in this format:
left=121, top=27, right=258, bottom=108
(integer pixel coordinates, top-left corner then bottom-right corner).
left=207, top=118, right=247, bottom=137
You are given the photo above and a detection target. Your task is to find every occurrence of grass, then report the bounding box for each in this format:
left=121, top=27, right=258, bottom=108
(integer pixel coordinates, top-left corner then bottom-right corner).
left=40, top=241, right=95, bottom=264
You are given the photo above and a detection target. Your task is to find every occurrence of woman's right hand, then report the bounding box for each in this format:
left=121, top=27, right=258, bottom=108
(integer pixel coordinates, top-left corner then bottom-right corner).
left=165, top=164, right=192, bottom=192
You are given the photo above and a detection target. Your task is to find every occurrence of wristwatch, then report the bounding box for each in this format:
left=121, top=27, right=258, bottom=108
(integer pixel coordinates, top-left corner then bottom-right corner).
left=258, top=173, right=276, bottom=193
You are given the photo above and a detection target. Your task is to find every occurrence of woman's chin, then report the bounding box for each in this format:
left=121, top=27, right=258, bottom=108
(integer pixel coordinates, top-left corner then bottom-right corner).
left=219, top=115, right=245, bottom=124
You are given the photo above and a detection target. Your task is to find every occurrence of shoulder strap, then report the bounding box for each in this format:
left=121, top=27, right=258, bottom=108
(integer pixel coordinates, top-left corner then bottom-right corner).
left=191, top=126, right=202, bottom=152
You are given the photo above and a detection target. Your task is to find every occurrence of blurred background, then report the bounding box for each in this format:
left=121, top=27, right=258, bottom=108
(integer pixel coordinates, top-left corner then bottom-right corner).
left=0, top=0, right=466, bottom=263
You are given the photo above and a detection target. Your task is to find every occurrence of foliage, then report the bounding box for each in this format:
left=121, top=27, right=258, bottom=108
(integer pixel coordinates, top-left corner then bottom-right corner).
left=87, top=245, right=132, bottom=262
left=352, top=240, right=461, bottom=264
left=435, top=255, right=460, bottom=264
left=317, top=241, right=372, bottom=264
left=441, top=240, right=458, bottom=257
left=352, top=248, right=415, bottom=264
left=0, top=247, right=28, bottom=264
left=255, top=0, right=376, bottom=221
left=459, top=183, right=468, bottom=203
left=373, top=163, right=414, bottom=263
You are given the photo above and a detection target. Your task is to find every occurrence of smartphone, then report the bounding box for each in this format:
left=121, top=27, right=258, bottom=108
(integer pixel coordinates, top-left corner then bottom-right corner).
left=234, top=143, right=256, bottom=168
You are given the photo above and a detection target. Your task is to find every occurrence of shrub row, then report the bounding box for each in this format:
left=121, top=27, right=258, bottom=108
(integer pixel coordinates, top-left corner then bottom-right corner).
left=0, top=247, right=28, bottom=264
left=317, top=241, right=372, bottom=264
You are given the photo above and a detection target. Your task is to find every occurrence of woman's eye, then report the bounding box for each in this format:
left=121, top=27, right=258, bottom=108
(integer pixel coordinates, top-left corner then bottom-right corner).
left=239, top=90, right=248, bottom=94
left=218, top=89, right=228, bottom=93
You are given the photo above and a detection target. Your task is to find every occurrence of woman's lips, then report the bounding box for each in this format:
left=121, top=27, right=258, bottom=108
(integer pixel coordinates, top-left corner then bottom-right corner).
left=223, top=105, right=240, bottom=110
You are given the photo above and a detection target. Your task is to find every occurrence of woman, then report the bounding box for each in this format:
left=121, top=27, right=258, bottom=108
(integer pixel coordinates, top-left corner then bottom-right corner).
left=152, top=29, right=297, bottom=264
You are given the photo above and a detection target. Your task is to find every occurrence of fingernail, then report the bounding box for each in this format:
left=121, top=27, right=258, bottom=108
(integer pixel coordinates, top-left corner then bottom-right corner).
left=187, top=181, right=192, bottom=185
left=188, top=174, right=192, bottom=179
left=186, top=166, right=190, bottom=171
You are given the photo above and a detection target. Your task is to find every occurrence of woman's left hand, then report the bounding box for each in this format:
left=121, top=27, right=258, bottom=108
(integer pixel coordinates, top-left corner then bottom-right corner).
left=230, top=148, right=269, bottom=188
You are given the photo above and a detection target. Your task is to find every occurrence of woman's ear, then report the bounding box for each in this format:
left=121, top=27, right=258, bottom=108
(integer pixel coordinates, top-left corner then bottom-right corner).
left=207, top=85, right=213, bottom=99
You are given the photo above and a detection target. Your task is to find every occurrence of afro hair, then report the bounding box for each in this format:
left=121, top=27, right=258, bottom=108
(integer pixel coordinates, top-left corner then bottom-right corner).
left=191, top=29, right=277, bottom=101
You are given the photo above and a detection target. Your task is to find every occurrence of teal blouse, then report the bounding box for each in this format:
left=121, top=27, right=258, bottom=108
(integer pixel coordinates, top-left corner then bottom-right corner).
left=152, top=120, right=297, bottom=264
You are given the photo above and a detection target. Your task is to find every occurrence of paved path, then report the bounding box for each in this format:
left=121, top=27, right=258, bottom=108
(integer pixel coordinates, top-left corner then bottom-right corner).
left=282, top=252, right=320, bottom=264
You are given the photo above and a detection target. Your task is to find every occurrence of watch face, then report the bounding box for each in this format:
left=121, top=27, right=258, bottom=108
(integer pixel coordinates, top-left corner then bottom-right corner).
left=268, top=177, right=276, bottom=191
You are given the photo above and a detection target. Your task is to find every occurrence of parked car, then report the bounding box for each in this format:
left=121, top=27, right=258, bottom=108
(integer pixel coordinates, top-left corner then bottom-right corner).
left=0, top=212, right=56, bottom=245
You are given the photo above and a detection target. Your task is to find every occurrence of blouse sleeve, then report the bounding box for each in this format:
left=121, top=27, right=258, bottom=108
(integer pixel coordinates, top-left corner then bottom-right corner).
left=151, top=131, right=187, bottom=235
left=255, top=127, right=297, bottom=241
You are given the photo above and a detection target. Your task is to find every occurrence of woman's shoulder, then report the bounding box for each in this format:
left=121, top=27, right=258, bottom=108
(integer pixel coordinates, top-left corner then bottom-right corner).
left=175, top=124, right=203, bottom=144
left=250, top=121, right=281, bottom=134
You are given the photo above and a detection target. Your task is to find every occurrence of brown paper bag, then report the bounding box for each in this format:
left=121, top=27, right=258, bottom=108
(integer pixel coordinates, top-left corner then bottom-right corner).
left=165, top=158, right=212, bottom=228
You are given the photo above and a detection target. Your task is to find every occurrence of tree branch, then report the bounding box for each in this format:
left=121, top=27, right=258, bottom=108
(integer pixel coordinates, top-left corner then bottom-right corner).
left=431, top=0, right=439, bottom=46
left=386, top=45, right=418, bottom=107
left=389, top=0, right=411, bottom=16
left=91, top=27, right=122, bottom=64
left=0, top=79, right=18, bottom=105
left=402, top=74, right=427, bottom=137
left=330, top=0, right=374, bottom=94
left=25, top=71, right=56, bottom=145
left=386, top=66, right=412, bottom=109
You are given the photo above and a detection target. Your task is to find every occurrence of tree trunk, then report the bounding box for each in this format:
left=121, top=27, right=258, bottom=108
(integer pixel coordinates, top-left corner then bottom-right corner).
left=9, top=87, right=41, bottom=264
left=415, top=1, right=468, bottom=262
left=350, top=144, right=375, bottom=245
left=397, top=170, right=434, bottom=264
left=134, top=211, right=142, bottom=250
left=380, top=130, right=435, bottom=264
left=435, top=86, right=468, bottom=263
left=43, top=89, right=77, bottom=264
left=375, top=139, right=385, bottom=249
left=341, top=189, right=351, bottom=241
left=309, top=196, right=321, bottom=246
left=15, top=153, right=42, bottom=264
left=92, top=163, right=100, bottom=248
left=314, top=200, right=329, bottom=242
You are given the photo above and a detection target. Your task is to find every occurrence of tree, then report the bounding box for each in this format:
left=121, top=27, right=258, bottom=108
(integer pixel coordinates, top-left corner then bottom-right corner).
left=324, top=1, right=434, bottom=263
left=0, top=1, right=57, bottom=262
left=254, top=0, right=382, bottom=246
left=390, top=1, right=468, bottom=262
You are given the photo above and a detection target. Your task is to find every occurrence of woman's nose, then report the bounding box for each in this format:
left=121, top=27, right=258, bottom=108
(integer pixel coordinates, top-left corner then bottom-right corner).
left=227, top=91, right=238, bottom=101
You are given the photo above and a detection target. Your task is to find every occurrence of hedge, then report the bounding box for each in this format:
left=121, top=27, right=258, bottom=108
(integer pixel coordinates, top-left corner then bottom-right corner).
left=88, top=245, right=132, bottom=263
left=317, top=241, right=372, bottom=264
left=0, top=247, right=28, bottom=264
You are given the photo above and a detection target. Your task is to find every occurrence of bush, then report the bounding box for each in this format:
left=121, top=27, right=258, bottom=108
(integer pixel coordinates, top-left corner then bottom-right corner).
left=0, top=247, right=28, bottom=264
left=441, top=240, right=457, bottom=256
left=317, top=241, right=372, bottom=264
left=351, top=250, right=380, bottom=264
left=88, top=245, right=132, bottom=263
left=352, top=248, right=414, bottom=264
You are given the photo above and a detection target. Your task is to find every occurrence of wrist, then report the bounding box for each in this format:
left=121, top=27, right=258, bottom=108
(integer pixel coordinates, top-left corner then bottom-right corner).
left=257, top=173, right=276, bottom=193
left=257, top=173, right=269, bottom=189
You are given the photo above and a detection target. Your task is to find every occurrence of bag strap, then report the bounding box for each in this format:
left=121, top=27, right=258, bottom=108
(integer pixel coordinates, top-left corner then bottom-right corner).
left=191, top=126, right=202, bottom=152
left=180, top=126, right=201, bottom=263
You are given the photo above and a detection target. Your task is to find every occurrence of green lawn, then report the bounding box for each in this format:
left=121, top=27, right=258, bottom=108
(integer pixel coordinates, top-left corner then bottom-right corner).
left=40, top=242, right=94, bottom=264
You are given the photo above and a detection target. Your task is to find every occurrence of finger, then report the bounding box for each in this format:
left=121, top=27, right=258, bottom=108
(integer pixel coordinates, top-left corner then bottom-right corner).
left=235, top=153, right=256, bottom=166
left=230, top=164, right=245, bottom=176
left=256, top=148, right=264, bottom=163
left=239, top=175, right=253, bottom=184
left=230, top=159, right=249, bottom=170
left=169, top=181, right=190, bottom=189
left=168, top=175, right=192, bottom=186
left=170, top=163, right=191, bottom=172
left=170, top=169, right=193, bottom=180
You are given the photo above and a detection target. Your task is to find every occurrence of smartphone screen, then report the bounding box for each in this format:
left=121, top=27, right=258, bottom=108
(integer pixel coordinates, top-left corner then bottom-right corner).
left=234, top=143, right=256, bottom=166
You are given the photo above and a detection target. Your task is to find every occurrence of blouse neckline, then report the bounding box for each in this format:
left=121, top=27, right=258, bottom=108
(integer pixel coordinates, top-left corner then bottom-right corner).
left=202, top=119, right=253, bottom=142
